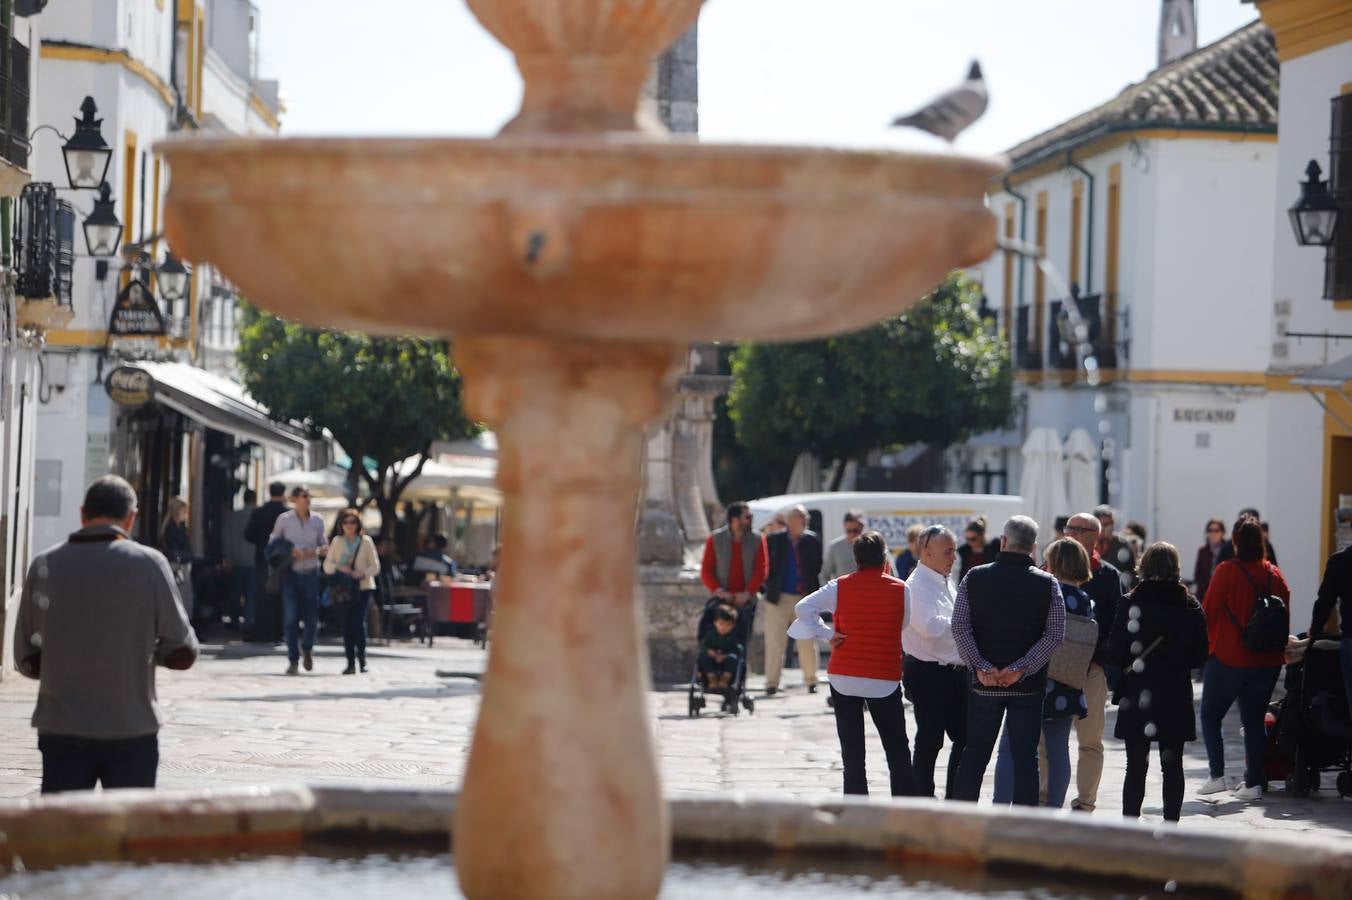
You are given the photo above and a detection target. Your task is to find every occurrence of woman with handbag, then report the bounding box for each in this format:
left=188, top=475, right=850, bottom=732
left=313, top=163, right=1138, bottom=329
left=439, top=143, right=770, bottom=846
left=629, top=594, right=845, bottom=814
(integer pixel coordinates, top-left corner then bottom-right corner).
left=323, top=509, right=381, bottom=674
left=160, top=496, right=195, bottom=621
left=1198, top=516, right=1289, bottom=801
left=1109, top=542, right=1209, bottom=822
left=992, top=538, right=1095, bottom=808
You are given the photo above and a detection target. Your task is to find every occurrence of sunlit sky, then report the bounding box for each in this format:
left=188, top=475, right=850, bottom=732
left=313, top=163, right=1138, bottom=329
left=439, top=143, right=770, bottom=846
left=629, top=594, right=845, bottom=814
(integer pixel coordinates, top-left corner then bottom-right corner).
left=251, top=0, right=1259, bottom=155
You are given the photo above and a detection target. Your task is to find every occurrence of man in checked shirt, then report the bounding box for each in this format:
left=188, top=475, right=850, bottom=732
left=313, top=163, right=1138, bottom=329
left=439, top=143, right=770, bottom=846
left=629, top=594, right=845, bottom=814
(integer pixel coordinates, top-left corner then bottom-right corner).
left=948, top=515, right=1065, bottom=806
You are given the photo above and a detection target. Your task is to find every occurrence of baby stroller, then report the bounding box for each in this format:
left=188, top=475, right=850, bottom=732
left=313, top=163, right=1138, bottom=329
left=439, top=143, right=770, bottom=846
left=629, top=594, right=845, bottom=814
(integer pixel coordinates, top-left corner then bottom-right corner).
left=687, top=597, right=756, bottom=717
left=1271, top=636, right=1352, bottom=797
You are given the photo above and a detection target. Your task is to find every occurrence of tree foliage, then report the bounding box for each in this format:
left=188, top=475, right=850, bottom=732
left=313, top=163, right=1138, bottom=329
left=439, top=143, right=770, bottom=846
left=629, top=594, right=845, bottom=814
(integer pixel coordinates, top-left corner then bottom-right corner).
left=727, top=273, right=1012, bottom=491
left=237, top=306, right=478, bottom=536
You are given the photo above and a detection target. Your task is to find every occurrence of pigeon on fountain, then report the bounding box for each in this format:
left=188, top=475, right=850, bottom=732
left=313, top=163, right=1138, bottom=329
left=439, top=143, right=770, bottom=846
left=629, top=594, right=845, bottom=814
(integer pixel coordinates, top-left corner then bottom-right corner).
left=890, top=61, right=988, bottom=144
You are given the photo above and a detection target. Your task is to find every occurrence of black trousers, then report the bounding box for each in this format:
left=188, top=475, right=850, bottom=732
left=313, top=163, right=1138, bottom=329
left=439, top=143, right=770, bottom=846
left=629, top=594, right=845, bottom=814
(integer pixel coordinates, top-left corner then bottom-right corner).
left=831, top=685, right=919, bottom=797
left=39, top=733, right=159, bottom=794
left=1123, top=738, right=1185, bottom=822
left=902, top=656, right=968, bottom=798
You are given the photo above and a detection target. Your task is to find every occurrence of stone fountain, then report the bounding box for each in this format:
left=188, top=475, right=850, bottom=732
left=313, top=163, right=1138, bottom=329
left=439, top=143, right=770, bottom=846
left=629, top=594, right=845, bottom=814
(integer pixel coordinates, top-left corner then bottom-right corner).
left=156, top=1, right=998, bottom=897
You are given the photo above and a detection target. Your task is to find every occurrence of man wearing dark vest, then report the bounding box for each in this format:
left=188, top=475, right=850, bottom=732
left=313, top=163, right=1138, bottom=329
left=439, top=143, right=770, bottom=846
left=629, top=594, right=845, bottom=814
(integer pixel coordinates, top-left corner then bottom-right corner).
left=789, top=531, right=918, bottom=796
left=950, top=515, right=1065, bottom=806
left=699, top=501, right=769, bottom=620
left=763, top=504, right=823, bottom=695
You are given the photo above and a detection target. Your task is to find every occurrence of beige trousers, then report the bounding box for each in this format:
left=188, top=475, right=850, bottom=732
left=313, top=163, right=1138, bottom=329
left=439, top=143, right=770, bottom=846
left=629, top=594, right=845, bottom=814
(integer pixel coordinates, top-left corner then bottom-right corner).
left=761, top=592, right=818, bottom=689
left=1038, top=664, right=1108, bottom=807
left=1073, top=665, right=1109, bottom=809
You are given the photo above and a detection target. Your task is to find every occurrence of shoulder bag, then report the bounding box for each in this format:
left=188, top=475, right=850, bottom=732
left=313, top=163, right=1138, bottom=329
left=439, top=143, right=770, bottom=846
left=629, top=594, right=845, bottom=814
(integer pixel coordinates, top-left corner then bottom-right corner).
left=1225, top=564, right=1289, bottom=653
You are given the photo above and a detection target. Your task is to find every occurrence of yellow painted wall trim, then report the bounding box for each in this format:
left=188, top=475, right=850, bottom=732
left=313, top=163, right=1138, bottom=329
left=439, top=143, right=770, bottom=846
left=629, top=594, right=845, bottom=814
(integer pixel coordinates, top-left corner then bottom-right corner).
left=45, top=329, right=108, bottom=348
left=1015, top=368, right=1344, bottom=392
left=248, top=92, right=282, bottom=132
left=122, top=130, right=138, bottom=246
left=39, top=44, right=174, bottom=108
left=1255, top=0, right=1352, bottom=62
left=996, top=128, right=1277, bottom=189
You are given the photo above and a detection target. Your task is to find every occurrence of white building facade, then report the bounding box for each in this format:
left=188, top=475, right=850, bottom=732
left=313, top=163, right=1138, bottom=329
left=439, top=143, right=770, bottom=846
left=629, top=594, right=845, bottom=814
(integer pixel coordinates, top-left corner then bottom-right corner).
left=973, top=20, right=1304, bottom=607
left=1, top=1, right=54, bottom=679
left=1250, top=0, right=1352, bottom=631
left=0, top=1, right=294, bottom=677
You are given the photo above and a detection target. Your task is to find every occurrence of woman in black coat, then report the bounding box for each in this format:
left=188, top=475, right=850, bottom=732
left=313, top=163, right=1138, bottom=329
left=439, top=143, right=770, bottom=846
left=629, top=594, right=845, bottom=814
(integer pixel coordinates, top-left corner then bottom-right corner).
left=1109, top=541, right=1210, bottom=822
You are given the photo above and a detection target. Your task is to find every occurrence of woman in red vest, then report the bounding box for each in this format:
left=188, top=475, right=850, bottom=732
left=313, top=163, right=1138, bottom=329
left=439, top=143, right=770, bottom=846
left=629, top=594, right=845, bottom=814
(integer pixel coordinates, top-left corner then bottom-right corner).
left=789, top=531, right=919, bottom=796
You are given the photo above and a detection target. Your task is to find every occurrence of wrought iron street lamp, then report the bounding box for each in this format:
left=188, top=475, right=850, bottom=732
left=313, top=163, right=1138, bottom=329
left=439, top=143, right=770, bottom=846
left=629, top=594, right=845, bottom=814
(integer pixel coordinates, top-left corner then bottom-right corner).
left=157, top=252, right=190, bottom=303
left=82, top=183, right=122, bottom=257
left=1289, top=159, right=1340, bottom=248
left=62, top=97, right=113, bottom=190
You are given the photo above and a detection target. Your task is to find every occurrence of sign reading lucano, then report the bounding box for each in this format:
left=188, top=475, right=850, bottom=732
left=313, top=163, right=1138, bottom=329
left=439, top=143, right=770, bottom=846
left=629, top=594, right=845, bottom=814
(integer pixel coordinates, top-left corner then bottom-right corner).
left=1174, top=408, right=1237, bottom=424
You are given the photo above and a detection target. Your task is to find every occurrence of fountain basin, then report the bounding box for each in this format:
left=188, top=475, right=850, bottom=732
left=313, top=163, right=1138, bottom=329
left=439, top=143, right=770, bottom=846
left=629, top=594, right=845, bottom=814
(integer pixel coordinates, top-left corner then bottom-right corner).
left=160, top=136, right=1000, bottom=343
left=2, top=787, right=1348, bottom=898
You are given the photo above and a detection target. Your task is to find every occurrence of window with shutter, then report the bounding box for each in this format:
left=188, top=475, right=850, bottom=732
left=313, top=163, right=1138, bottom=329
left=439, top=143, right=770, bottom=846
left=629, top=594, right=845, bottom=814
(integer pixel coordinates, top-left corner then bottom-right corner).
left=1328, top=93, right=1352, bottom=301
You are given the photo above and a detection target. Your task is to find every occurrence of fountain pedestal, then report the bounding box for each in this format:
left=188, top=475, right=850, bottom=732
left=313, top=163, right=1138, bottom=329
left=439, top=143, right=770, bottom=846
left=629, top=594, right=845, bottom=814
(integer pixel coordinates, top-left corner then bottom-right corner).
left=453, top=337, right=682, bottom=899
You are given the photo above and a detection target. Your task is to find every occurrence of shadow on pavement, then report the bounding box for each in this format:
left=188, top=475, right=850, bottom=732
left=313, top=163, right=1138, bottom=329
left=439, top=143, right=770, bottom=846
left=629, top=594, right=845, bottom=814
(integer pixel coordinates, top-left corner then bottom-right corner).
left=217, top=684, right=481, bottom=703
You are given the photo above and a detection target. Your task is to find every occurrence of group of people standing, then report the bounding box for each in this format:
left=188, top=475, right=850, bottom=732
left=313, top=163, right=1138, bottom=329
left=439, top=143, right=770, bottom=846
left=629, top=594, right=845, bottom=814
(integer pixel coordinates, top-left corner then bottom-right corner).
left=700, top=496, right=1328, bottom=821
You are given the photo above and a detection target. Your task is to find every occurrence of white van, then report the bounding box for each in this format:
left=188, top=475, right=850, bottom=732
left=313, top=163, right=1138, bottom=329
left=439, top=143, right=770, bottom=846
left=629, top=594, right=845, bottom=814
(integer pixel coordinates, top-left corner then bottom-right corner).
left=748, top=491, right=1026, bottom=554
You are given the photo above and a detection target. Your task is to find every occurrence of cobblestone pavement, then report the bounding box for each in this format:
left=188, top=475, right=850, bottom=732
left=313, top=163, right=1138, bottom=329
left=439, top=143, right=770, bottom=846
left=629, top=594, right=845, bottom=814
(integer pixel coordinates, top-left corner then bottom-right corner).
left=2, top=638, right=1350, bottom=841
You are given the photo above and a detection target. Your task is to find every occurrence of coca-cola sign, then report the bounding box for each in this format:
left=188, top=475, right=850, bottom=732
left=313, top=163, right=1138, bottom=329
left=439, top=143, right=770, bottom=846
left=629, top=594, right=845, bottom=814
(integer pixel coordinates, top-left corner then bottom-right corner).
left=105, top=366, right=153, bottom=407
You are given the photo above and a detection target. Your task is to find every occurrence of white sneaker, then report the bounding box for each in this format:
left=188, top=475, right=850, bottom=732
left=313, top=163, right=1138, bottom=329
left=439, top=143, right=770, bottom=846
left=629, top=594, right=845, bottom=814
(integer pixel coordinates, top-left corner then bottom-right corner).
left=1198, top=777, right=1229, bottom=796
left=1233, top=784, right=1263, bottom=801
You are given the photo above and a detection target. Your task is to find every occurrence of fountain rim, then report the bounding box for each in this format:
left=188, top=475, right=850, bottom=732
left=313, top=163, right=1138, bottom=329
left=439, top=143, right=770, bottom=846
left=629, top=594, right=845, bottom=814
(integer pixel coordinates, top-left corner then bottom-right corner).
left=153, top=132, right=1007, bottom=176
left=1, top=785, right=1348, bottom=898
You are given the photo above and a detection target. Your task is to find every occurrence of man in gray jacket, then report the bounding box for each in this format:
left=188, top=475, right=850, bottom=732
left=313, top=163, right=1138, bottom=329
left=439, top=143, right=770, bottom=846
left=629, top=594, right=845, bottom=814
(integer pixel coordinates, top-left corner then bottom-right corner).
left=820, top=508, right=865, bottom=583
left=14, top=475, right=199, bottom=793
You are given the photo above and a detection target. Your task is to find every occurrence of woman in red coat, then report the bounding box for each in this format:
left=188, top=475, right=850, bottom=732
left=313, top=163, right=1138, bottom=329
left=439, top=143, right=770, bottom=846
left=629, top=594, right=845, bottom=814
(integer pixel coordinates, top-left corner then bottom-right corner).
left=1198, top=516, right=1289, bottom=802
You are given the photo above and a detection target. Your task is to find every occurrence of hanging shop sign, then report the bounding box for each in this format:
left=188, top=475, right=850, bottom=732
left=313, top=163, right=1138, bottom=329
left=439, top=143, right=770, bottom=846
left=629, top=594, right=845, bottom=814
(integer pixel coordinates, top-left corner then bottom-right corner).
left=105, top=365, right=153, bottom=407
left=108, top=278, right=166, bottom=337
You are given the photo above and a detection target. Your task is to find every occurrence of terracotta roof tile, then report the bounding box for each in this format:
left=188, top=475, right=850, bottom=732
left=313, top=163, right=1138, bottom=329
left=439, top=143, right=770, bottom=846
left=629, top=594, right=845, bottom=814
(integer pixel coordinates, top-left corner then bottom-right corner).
left=1006, top=21, right=1278, bottom=169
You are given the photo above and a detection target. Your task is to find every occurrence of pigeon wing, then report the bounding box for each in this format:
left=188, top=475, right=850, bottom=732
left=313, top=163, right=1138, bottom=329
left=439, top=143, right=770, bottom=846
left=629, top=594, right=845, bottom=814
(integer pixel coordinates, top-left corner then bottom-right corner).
left=892, top=83, right=989, bottom=143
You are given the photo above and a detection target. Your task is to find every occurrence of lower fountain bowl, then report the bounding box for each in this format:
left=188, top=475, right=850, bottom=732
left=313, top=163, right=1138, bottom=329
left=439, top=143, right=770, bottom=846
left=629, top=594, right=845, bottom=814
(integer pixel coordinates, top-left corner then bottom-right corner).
left=1, top=787, right=1349, bottom=898
left=158, top=136, right=1000, bottom=343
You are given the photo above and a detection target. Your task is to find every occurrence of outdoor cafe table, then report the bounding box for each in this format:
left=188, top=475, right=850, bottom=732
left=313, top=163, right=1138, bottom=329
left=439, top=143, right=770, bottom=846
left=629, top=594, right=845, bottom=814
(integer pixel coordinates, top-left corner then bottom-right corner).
left=425, top=581, right=493, bottom=645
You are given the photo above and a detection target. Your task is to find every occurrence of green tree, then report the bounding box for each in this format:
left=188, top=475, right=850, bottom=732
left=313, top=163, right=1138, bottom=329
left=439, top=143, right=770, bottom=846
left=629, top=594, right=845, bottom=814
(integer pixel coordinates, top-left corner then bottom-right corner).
left=237, top=306, right=478, bottom=537
left=727, top=273, right=1012, bottom=492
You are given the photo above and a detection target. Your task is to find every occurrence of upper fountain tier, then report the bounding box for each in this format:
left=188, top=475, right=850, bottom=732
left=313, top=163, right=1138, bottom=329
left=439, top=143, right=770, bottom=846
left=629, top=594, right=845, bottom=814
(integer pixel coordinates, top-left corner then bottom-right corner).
left=467, top=0, right=706, bottom=135
left=159, top=0, right=1002, bottom=344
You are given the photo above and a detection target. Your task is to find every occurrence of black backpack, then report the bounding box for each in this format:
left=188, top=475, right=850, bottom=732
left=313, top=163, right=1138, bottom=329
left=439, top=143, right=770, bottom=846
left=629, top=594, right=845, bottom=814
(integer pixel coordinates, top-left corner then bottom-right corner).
left=1225, top=564, right=1289, bottom=653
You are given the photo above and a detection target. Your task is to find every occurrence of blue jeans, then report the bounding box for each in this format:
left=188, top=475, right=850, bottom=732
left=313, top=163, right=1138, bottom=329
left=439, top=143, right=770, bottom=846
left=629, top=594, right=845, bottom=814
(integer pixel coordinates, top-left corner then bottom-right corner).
left=952, top=689, right=1043, bottom=805
left=283, top=570, right=322, bottom=664
left=1199, top=657, right=1280, bottom=787
left=344, top=590, right=373, bottom=665
left=229, top=565, right=256, bottom=627
left=992, top=714, right=1076, bottom=807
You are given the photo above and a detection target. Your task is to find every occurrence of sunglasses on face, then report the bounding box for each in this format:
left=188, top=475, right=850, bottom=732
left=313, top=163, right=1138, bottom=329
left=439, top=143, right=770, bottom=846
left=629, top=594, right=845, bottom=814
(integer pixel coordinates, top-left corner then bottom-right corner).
left=343, top=519, right=359, bottom=525
left=1207, top=526, right=1223, bottom=533
left=1065, top=525, right=1096, bottom=535
left=844, top=526, right=862, bottom=536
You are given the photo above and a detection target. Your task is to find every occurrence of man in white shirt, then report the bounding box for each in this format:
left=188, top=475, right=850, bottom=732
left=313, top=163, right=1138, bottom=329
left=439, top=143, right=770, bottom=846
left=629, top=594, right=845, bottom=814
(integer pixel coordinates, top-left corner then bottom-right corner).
left=903, top=524, right=967, bottom=799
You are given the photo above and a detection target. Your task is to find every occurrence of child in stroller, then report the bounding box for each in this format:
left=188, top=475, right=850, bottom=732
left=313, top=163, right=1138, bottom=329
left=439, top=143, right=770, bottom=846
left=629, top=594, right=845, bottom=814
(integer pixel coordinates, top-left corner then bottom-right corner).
left=698, top=605, right=740, bottom=689
left=688, top=597, right=756, bottom=717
